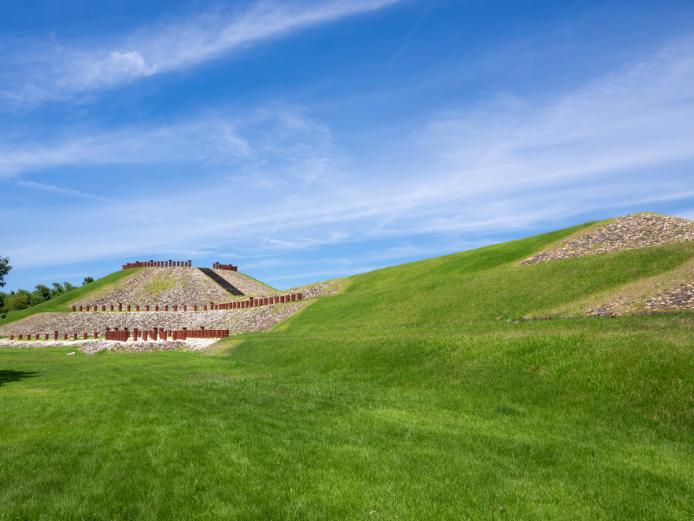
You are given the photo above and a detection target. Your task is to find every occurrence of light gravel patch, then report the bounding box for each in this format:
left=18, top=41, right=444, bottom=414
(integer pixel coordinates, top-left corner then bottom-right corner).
left=212, top=270, right=277, bottom=296
left=522, top=213, right=694, bottom=265
left=0, top=338, right=217, bottom=354
left=291, top=278, right=346, bottom=299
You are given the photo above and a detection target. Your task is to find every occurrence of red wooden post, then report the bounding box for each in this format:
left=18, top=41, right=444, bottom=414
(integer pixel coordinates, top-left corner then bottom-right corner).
left=136, top=304, right=140, bottom=312
left=119, top=303, right=123, bottom=311
left=143, top=330, right=148, bottom=341
left=54, top=331, right=58, bottom=340
left=165, top=305, right=169, bottom=311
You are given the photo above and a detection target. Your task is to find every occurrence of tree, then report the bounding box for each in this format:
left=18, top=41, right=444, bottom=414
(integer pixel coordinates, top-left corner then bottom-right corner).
left=5, top=290, right=31, bottom=311
left=51, top=282, right=64, bottom=296
left=63, top=282, right=76, bottom=292
left=0, top=257, right=10, bottom=288
left=32, top=284, right=53, bottom=305
left=82, top=277, right=94, bottom=285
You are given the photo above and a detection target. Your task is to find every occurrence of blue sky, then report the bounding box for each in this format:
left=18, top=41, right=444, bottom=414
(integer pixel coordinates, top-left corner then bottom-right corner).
left=2, top=0, right=694, bottom=291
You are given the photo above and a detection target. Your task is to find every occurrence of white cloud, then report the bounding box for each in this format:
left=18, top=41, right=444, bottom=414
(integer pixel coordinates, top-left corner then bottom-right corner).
left=2, top=37, right=694, bottom=270
left=0, top=117, right=251, bottom=178
left=1, top=0, right=402, bottom=104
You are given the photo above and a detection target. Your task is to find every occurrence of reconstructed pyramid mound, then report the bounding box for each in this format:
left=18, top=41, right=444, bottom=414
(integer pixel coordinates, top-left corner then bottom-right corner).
left=73, top=267, right=266, bottom=307
left=522, top=213, right=694, bottom=264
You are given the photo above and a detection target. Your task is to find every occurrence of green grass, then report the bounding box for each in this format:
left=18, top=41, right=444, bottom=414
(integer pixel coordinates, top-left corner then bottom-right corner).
left=142, top=271, right=177, bottom=295
left=1, top=225, right=693, bottom=520
left=0, top=269, right=140, bottom=327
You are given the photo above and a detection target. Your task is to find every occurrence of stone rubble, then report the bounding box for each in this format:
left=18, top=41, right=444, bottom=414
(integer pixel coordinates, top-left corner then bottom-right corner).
left=0, top=303, right=307, bottom=337
left=522, top=213, right=694, bottom=265
left=292, top=279, right=344, bottom=299
left=645, top=282, right=694, bottom=311
left=0, top=338, right=217, bottom=354
left=211, top=269, right=277, bottom=296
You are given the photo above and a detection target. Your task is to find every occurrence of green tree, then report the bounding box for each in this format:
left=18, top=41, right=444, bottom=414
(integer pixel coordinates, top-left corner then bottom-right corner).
left=5, top=291, right=31, bottom=311
left=63, top=282, right=76, bottom=292
left=0, top=257, right=10, bottom=288
left=83, top=277, right=94, bottom=285
left=32, top=284, right=53, bottom=305
left=51, top=282, right=65, bottom=296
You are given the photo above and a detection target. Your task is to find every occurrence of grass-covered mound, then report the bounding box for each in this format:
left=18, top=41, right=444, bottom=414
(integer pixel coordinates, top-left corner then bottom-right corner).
left=1, top=224, right=692, bottom=520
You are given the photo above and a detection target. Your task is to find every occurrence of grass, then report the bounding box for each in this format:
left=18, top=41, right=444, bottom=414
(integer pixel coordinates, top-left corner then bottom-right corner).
left=142, top=271, right=177, bottom=295
left=0, top=225, right=692, bottom=520
left=0, top=269, right=140, bottom=327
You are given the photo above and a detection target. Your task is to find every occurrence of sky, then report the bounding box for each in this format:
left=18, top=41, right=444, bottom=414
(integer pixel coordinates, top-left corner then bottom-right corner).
left=2, top=0, right=694, bottom=292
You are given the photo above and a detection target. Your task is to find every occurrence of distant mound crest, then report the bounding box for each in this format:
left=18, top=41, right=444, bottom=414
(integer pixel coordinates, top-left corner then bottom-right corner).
left=522, top=213, right=694, bottom=265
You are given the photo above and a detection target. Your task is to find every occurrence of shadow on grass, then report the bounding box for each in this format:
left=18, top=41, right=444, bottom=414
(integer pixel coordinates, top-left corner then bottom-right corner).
left=0, top=370, right=39, bottom=388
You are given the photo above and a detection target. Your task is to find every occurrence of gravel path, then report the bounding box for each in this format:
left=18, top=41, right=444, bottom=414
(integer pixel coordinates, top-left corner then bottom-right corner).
left=522, top=213, right=694, bottom=264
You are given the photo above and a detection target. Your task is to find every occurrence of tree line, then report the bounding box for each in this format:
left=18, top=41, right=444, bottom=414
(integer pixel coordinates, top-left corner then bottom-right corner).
left=0, top=256, right=93, bottom=314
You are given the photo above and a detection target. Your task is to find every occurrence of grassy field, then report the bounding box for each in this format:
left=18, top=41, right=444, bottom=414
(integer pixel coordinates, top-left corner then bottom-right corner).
left=0, top=269, right=140, bottom=328
left=1, top=226, right=693, bottom=520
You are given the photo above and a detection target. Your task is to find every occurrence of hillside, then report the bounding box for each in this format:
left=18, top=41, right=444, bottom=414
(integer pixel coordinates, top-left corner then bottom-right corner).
left=0, top=216, right=693, bottom=519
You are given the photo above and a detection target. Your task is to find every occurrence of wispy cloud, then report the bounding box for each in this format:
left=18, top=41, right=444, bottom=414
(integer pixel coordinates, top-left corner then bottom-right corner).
left=2, top=37, right=694, bottom=271
left=15, top=180, right=108, bottom=201
left=1, top=0, right=402, bottom=105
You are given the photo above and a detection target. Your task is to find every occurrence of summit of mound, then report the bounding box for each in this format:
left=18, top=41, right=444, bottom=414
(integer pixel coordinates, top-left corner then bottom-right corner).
left=73, top=267, right=277, bottom=307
